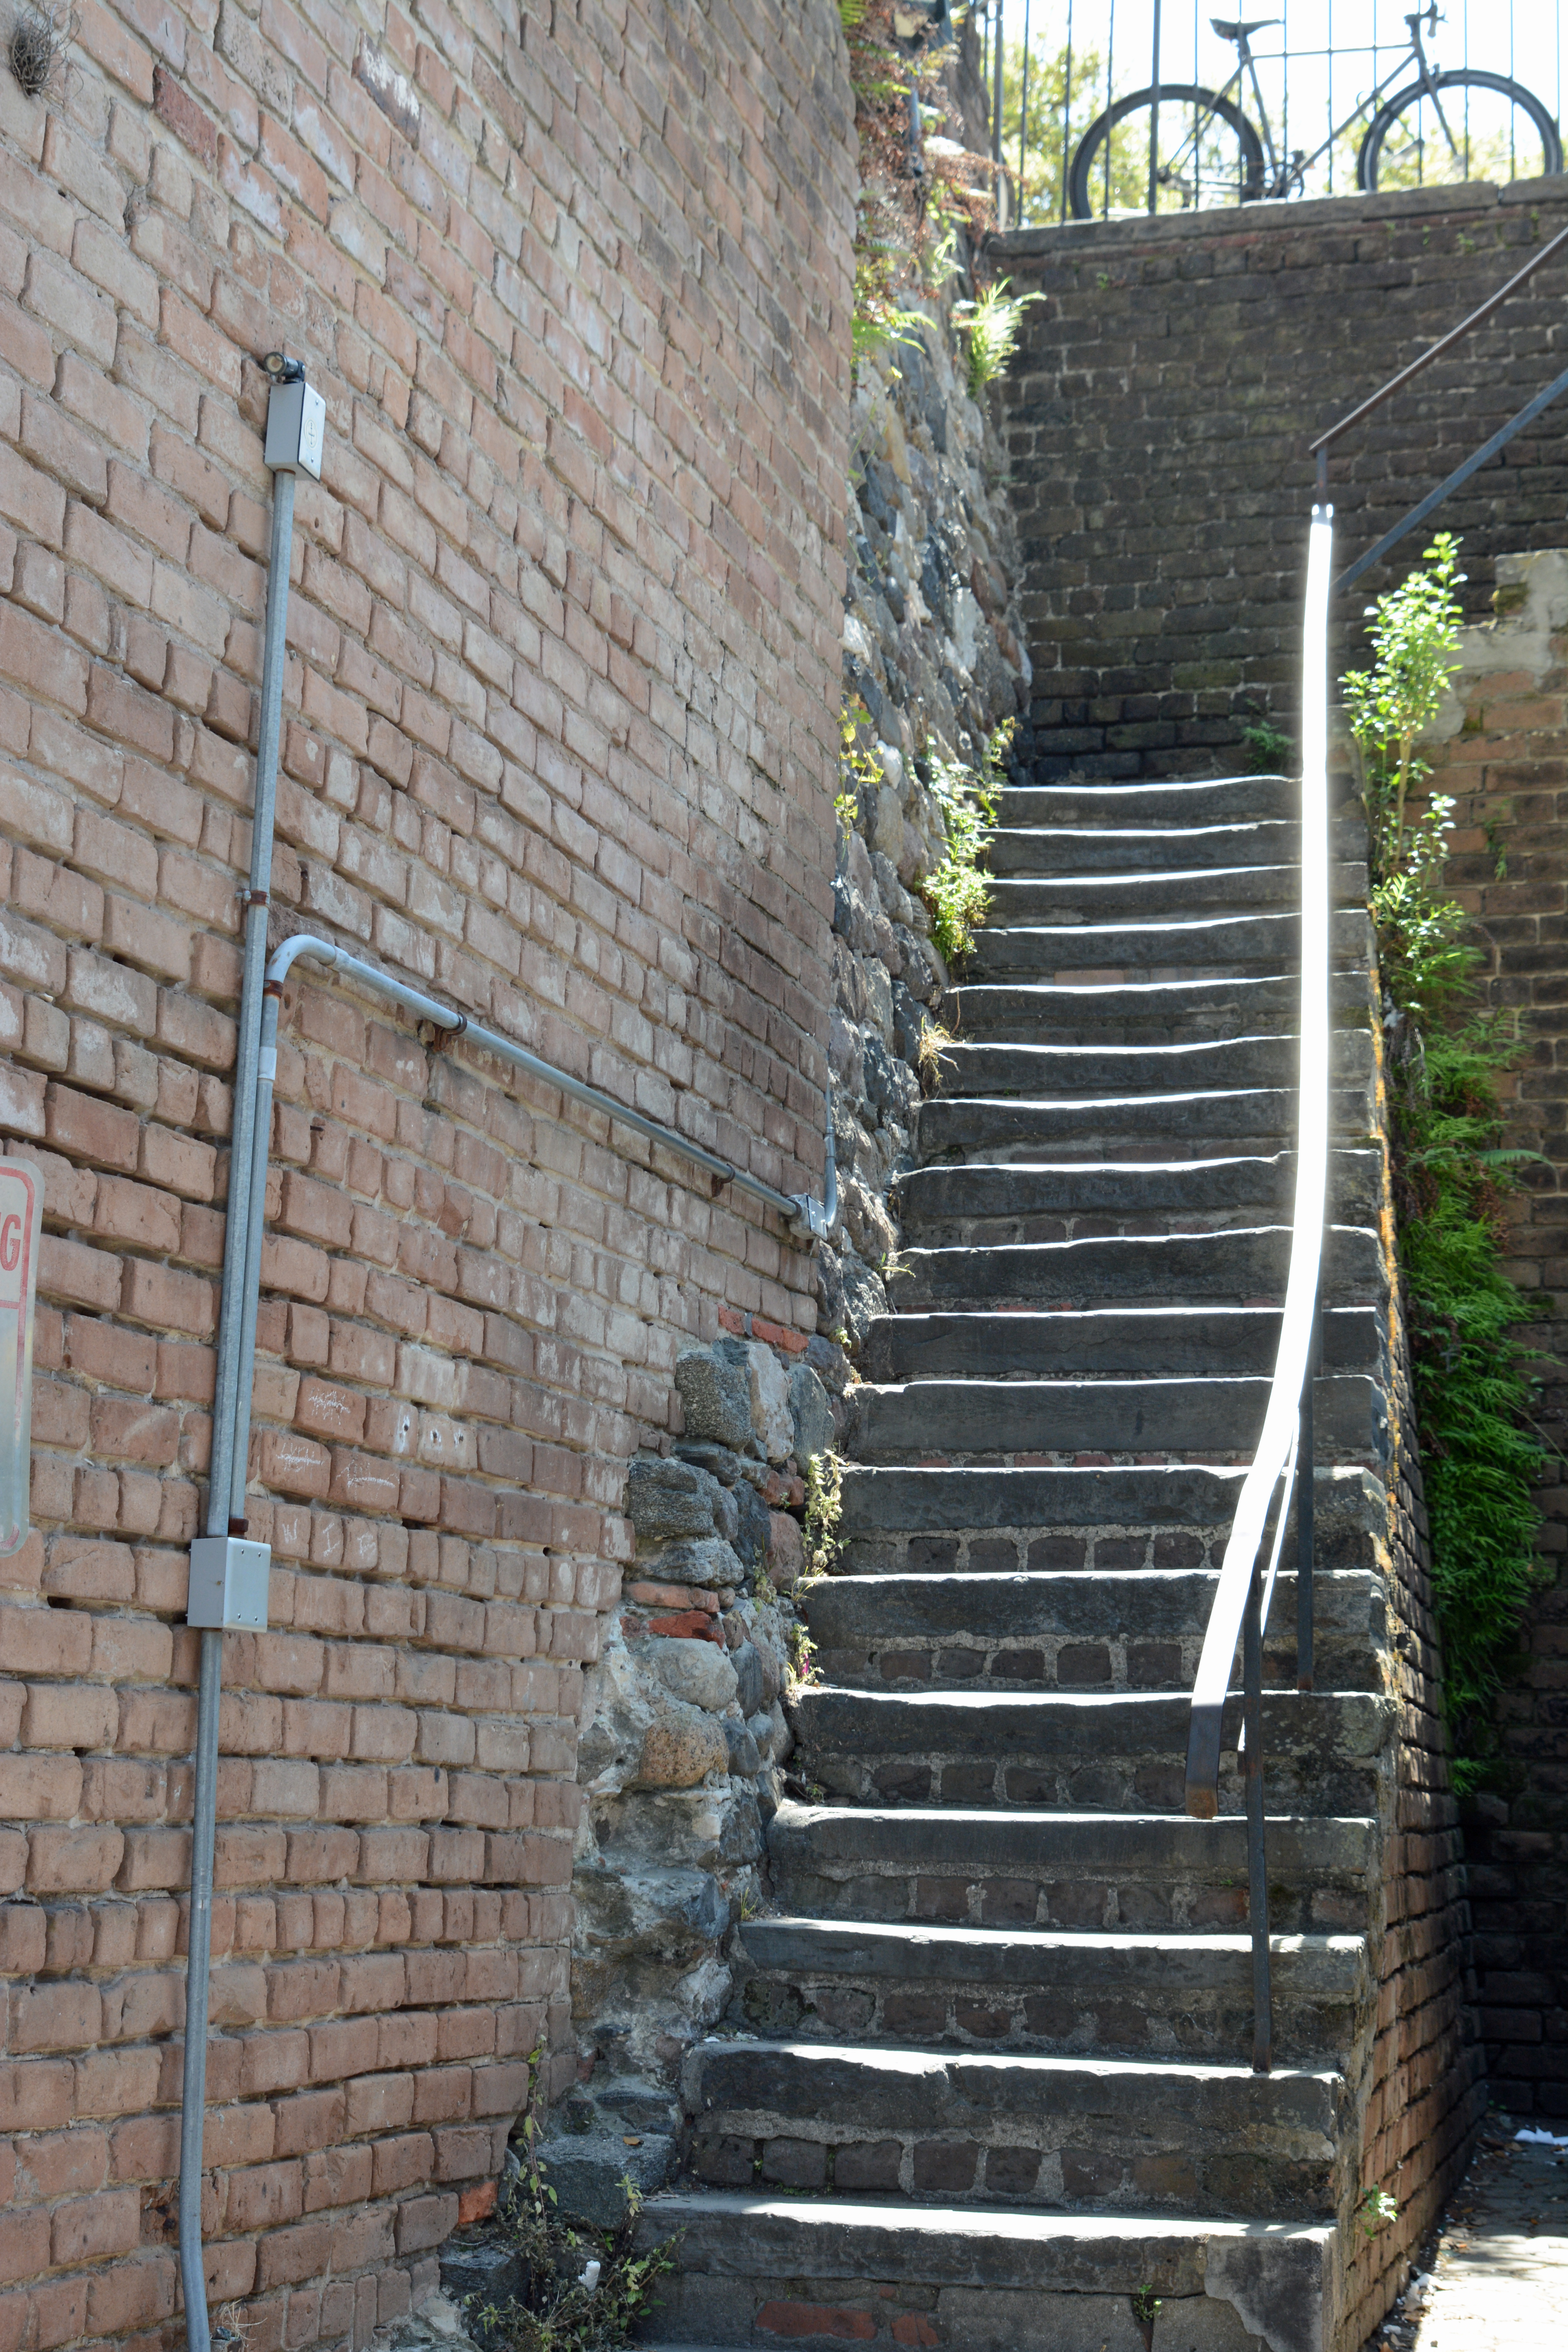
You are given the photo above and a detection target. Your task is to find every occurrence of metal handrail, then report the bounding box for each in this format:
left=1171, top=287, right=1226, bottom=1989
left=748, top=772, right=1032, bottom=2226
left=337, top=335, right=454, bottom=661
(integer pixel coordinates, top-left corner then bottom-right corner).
left=1313, top=220, right=1568, bottom=595
left=1183, top=508, right=1333, bottom=2074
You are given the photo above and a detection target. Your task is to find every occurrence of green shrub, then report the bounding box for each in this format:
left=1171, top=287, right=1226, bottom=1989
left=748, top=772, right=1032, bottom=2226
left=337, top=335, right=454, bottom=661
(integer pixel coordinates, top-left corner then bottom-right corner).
left=922, top=724, right=1011, bottom=963
left=1341, top=535, right=1549, bottom=1788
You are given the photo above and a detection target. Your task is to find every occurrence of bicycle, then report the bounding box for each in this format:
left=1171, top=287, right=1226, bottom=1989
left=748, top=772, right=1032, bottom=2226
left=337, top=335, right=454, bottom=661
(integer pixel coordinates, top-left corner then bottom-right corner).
left=1067, top=6, right=1563, bottom=222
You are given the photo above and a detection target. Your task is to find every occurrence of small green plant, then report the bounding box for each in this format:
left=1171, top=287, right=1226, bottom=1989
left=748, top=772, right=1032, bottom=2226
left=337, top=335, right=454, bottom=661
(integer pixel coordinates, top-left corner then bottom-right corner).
left=838, top=701, right=884, bottom=835
left=916, top=1018, right=955, bottom=1092
left=1359, top=2185, right=1399, bottom=2238
left=922, top=722, right=1012, bottom=963
left=1342, top=532, right=1465, bottom=879
left=463, top=2056, right=680, bottom=2351
left=786, top=1621, right=817, bottom=1690
left=802, top=1451, right=844, bottom=1584
left=953, top=277, right=1040, bottom=397
left=1240, top=717, right=1293, bottom=774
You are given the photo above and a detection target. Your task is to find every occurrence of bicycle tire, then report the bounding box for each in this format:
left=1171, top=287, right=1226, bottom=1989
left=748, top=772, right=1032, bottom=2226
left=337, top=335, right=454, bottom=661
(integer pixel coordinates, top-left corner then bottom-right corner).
left=1357, top=68, right=1563, bottom=191
left=1067, top=83, right=1265, bottom=222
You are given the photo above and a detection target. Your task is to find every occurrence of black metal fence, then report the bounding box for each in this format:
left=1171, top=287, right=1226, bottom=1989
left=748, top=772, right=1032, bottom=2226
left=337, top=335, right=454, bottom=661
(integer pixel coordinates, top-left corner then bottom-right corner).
left=977, top=0, right=1565, bottom=225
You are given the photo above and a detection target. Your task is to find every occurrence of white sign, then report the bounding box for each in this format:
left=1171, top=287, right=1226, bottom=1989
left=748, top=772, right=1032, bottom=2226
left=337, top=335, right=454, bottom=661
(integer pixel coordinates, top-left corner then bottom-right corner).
left=0, top=1160, right=42, bottom=1558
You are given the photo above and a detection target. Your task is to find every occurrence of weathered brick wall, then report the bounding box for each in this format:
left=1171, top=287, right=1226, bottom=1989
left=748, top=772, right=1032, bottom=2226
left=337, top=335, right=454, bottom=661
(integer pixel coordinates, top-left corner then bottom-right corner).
left=991, top=180, right=1568, bottom=779
left=1420, top=548, right=1568, bottom=2125
left=0, top=0, right=855, bottom=2343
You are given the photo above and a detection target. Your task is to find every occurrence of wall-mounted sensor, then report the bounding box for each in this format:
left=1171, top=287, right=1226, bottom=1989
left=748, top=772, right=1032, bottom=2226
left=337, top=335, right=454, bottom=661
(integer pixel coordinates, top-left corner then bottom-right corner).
left=187, top=1534, right=272, bottom=1628
left=263, top=368, right=326, bottom=481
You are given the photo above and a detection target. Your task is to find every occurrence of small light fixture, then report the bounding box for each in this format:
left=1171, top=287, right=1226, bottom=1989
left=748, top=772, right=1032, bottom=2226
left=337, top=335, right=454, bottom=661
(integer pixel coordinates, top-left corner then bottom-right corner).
left=262, top=349, right=305, bottom=383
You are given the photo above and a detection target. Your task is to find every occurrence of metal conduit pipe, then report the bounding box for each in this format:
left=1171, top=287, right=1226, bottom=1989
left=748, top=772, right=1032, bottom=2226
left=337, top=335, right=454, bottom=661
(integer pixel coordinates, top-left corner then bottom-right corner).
left=180, top=357, right=835, bottom=2326
left=179, top=357, right=324, bottom=2352
left=261, top=933, right=838, bottom=1238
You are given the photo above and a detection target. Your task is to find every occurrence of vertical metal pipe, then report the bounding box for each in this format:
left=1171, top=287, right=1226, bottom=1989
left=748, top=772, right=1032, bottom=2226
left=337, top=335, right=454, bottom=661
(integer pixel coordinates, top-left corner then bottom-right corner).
left=1019, top=0, right=1031, bottom=221
left=1147, top=0, right=1162, bottom=213
left=178, top=1627, right=224, bottom=2352
left=178, top=432, right=297, bottom=2352
left=1244, top=1559, right=1273, bottom=2073
left=993, top=0, right=1007, bottom=227
left=1297, top=1301, right=1317, bottom=1692
left=1059, top=0, right=1074, bottom=223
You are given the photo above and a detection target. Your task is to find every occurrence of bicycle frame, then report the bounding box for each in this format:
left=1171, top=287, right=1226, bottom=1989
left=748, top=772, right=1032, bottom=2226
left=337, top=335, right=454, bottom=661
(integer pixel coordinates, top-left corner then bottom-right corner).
left=1203, top=15, right=1448, bottom=198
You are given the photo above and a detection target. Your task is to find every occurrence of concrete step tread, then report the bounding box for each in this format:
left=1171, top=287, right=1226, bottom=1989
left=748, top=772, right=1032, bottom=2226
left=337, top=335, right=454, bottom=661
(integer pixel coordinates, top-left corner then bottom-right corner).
left=685, top=2034, right=1344, bottom=2110
left=634, top=2183, right=1338, bottom=2284
left=769, top=1801, right=1378, bottom=1871
left=863, top=1307, right=1379, bottom=1384
left=737, top=1916, right=1368, bottom=1983
left=806, top=1566, right=1372, bottom=1640
left=792, top=1685, right=1388, bottom=1741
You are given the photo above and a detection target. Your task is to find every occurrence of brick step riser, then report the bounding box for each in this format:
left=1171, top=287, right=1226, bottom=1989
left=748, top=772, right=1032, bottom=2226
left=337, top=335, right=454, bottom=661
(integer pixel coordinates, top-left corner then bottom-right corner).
left=680, top=2053, right=1345, bottom=2225
left=804, top=1743, right=1383, bottom=1822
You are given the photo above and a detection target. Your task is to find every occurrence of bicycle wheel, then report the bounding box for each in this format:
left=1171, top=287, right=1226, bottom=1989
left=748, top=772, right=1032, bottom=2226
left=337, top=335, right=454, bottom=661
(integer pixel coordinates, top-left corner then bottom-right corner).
left=1358, top=69, right=1563, bottom=191
left=1067, top=84, right=1265, bottom=221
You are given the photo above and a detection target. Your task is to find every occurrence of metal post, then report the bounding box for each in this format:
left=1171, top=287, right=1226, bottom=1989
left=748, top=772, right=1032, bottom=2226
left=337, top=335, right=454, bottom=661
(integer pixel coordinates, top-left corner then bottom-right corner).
left=993, top=0, right=1007, bottom=228
left=1244, top=1558, right=1273, bottom=2074
left=1147, top=0, right=1162, bottom=213
left=1297, top=1300, right=1318, bottom=1692
left=1019, top=0, right=1031, bottom=222
left=178, top=404, right=299, bottom=2352
left=1059, top=0, right=1074, bottom=223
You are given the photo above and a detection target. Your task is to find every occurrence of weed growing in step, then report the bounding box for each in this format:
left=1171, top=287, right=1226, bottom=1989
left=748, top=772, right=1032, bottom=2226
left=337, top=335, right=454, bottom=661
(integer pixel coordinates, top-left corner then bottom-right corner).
left=802, top=1452, right=845, bottom=1587
left=4, top=0, right=76, bottom=98
left=1342, top=532, right=1550, bottom=1790
left=1241, top=717, right=1294, bottom=773
left=923, top=722, right=1013, bottom=964
left=461, top=2063, right=679, bottom=2352
left=954, top=278, right=1041, bottom=397
left=1131, top=2286, right=1163, bottom=2347
left=1360, top=2186, right=1399, bottom=2238
left=916, top=1018, right=955, bottom=1093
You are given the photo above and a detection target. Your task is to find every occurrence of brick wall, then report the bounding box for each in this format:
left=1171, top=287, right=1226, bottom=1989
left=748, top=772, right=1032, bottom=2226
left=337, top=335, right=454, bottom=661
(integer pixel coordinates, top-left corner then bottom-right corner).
left=1420, top=548, right=1568, bottom=2126
left=992, top=180, right=1568, bottom=779
left=0, top=1, right=856, bottom=2343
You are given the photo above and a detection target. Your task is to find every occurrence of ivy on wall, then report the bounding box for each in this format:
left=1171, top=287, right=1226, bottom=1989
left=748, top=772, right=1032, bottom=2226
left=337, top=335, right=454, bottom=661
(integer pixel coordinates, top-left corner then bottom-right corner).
left=1343, top=535, right=1551, bottom=1791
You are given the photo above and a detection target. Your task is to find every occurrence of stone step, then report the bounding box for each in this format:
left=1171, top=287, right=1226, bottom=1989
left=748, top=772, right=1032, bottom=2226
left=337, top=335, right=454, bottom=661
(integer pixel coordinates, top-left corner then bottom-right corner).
left=804, top=1568, right=1381, bottom=1693
left=835, top=1462, right=1383, bottom=1573
left=848, top=1372, right=1387, bottom=1465
left=966, top=906, right=1372, bottom=977
left=996, top=774, right=1300, bottom=828
left=932, top=1031, right=1372, bottom=1101
left=895, top=1149, right=1381, bottom=1243
left=680, top=2040, right=1346, bottom=2222
left=862, top=1307, right=1381, bottom=1385
left=789, top=1686, right=1394, bottom=1816
left=987, top=815, right=1367, bottom=875
left=918, top=1087, right=1372, bottom=1160
left=634, top=2190, right=1337, bottom=2352
left=731, top=1917, right=1370, bottom=2072
left=766, top=1802, right=1376, bottom=1937
left=982, top=862, right=1367, bottom=922
left=884, top=1226, right=1381, bottom=1313
left=947, top=968, right=1372, bottom=1045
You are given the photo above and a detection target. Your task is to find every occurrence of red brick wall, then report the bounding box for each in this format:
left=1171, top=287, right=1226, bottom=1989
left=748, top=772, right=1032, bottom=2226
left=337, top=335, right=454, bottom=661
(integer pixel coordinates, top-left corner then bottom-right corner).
left=1421, top=548, right=1568, bottom=2128
left=0, top=0, right=855, bottom=2341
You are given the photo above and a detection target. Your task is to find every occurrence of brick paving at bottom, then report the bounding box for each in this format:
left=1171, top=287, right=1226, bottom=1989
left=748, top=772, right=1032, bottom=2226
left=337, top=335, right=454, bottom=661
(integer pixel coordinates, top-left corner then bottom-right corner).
left=1380, top=2127, right=1568, bottom=2351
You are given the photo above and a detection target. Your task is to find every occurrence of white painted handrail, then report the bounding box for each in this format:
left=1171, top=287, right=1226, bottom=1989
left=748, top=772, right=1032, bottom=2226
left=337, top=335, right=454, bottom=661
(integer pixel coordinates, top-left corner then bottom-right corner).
left=1185, top=507, right=1334, bottom=1817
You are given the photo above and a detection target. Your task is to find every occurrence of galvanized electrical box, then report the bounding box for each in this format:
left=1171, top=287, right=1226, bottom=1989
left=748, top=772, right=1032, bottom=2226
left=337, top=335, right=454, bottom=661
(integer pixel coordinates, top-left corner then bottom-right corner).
left=187, top=1535, right=272, bottom=1629
left=263, top=377, right=326, bottom=481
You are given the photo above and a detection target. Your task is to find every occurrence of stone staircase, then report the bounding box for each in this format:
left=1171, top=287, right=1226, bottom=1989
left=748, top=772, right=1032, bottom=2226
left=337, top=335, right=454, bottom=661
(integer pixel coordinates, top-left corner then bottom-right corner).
left=638, top=773, right=1402, bottom=2352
